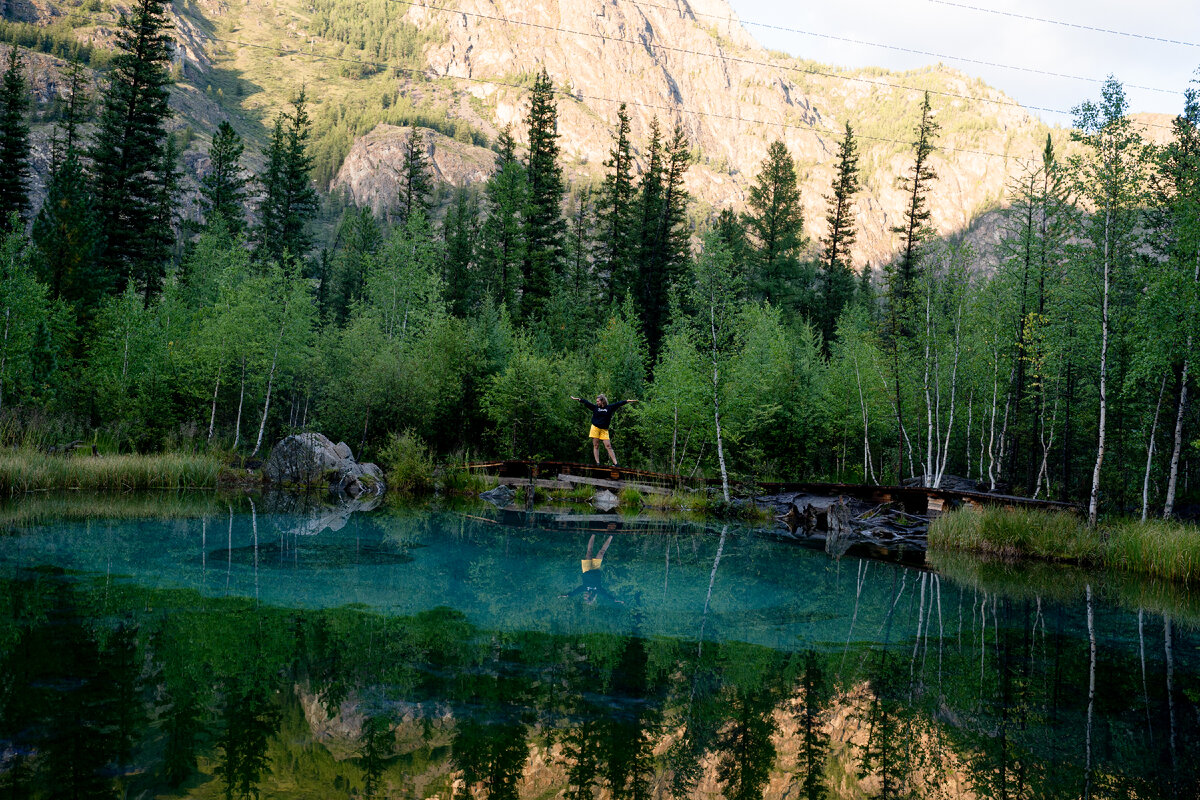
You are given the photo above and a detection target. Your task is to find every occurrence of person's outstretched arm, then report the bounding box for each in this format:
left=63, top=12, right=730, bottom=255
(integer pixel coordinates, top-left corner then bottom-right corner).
left=571, top=396, right=597, bottom=411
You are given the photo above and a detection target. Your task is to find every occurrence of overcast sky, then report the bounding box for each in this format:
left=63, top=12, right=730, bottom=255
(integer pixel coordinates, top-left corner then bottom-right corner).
left=725, top=0, right=1200, bottom=123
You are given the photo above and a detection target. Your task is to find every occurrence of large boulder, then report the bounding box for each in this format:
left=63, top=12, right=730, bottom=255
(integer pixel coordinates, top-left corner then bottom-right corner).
left=264, top=433, right=386, bottom=497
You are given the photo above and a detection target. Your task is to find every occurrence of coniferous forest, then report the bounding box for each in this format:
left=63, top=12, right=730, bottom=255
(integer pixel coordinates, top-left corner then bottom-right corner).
left=1, top=0, right=1199, bottom=519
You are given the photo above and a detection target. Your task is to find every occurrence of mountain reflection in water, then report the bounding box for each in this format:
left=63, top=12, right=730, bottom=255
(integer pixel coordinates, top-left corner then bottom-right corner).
left=0, top=499, right=1196, bottom=799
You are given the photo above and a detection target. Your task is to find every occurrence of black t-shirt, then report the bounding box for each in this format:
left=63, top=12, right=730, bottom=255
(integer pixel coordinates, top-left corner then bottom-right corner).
left=579, top=398, right=628, bottom=430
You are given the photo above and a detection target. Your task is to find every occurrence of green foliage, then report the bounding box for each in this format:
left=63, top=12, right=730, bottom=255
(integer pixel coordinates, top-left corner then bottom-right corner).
left=743, top=139, right=809, bottom=313
left=255, top=89, right=320, bottom=265
left=0, top=19, right=108, bottom=67
left=380, top=430, right=435, bottom=493
left=482, top=334, right=583, bottom=459
left=520, top=67, right=565, bottom=320
left=199, top=121, right=248, bottom=234
left=0, top=223, right=50, bottom=414
left=1105, top=518, right=1200, bottom=583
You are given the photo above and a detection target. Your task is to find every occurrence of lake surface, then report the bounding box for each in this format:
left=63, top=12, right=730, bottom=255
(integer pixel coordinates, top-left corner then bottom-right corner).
left=1, top=495, right=1197, bottom=799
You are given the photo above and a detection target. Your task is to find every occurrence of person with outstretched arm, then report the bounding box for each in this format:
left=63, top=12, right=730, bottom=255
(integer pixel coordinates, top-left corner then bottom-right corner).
left=571, top=393, right=638, bottom=466
left=560, top=534, right=622, bottom=605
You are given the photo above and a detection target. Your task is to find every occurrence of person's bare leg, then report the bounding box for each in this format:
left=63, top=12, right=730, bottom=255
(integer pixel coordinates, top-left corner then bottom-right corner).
left=604, top=439, right=618, bottom=465
left=592, top=438, right=601, bottom=464
left=597, top=535, right=613, bottom=560
left=585, top=534, right=596, bottom=560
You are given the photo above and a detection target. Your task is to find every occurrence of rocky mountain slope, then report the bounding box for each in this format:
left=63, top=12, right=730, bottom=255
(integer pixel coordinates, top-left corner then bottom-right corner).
left=10, top=0, right=1080, bottom=267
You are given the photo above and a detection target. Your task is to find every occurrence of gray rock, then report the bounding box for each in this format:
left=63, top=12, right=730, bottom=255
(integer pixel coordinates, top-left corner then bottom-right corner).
left=592, top=489, right=620, bottom=511
left=264, top=432, right=385, bottom=496
left=480, top=484, right=516, bottom=507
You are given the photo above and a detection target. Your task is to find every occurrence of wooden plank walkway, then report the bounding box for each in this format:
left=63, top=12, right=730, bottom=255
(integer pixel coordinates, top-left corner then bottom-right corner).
left=467, top=460, right=1082, bottom=515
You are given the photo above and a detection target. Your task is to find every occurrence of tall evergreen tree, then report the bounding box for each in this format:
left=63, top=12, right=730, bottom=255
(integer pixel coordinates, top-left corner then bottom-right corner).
left=0, top=46, right=31, bottom=226
left=88, top=0, right=175, bottom=300
left=636, top=120, right=691, bottom=354
left=397, top=127, right=433, bottom=224
left=521, top=67, right=565, bottom=320
left=889, top=91, right=940, bottom=303
left=480, top=127, right=527, bottom=317
left=326, top=206, right=382, bottom=324
left=743, top=140, right=808, bottom=311
left=818, top=122, right=861, bottom=347
left=33, top=60, right=99, bottom=315
left=443, top=186, right=480, bottom=317
left=255, top=89, right=319, bottom=265
left=199, top=121, right=248, bottom=234
left=597, top=103, right=635, bottom=302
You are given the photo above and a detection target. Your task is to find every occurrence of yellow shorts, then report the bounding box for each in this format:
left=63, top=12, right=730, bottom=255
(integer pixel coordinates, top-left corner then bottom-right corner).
left=582, top=558, right=603, bottom=571
left=588, top=425, right=609, bottom=440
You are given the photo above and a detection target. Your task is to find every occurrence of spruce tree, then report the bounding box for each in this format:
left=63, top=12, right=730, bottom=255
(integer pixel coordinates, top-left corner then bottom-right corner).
left=889, top=91, right=940, bottom=303
left=520, top=67, right=565, bottom=319
left=635, top=120, right=691, bottom=354
left=88, top=0, right=175, bottom=299
left=398, top=127, right=433, bottom=224
left=326, top=206, right=382, bottom=324
left=255, top=89, right=319, bottom=265
left=597, top=103, right=635, bottom=302
left=0, top=46, right=31, bottom=227
left=479, top=127, right=527, bottom=317
left=818, top=122, right=861, bottom=347
left=743, top=139, right=807, bottom=311
left=200, top=121, right=248, bottom=234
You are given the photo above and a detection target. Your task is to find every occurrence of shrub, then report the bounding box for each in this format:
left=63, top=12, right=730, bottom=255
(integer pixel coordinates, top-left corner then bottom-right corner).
left=379, top=430, right=435, bottom=493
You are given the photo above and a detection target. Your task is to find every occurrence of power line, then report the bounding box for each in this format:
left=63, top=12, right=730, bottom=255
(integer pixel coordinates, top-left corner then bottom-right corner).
left=386, top=0, right=1075, bottom=119
left=639, top=2, right=1182, bottom=96
left=928, top=0, right=1200, bottom=49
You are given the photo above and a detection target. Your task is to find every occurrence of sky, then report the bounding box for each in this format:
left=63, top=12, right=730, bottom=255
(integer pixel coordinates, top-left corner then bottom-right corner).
left=725, top=0, right=1200, bottom=123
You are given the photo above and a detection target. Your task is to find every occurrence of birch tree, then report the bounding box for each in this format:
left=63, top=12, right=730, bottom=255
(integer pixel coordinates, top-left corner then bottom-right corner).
left=1071, top=78, right=1150, bottom=525
left=689, top=233, right=744, bottom=501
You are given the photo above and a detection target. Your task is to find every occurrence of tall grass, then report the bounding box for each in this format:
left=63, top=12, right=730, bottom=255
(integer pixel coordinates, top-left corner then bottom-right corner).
left=0, top=491, right=228, bottom=526
left=929, top=507, right=1101, bottom=562
left=0, top=451, right=223, bottom=495
left=930, top=507, right=1200, bottom=584
left=1106, top=519, right=1200, bottom=584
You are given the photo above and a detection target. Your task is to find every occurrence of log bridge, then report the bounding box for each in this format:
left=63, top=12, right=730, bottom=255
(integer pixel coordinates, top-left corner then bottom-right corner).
left=467, top=460, right=1081, bottom=517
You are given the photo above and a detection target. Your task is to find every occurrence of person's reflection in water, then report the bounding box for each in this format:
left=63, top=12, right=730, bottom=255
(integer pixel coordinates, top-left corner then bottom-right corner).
left=561, top=534, right=623, bottom=605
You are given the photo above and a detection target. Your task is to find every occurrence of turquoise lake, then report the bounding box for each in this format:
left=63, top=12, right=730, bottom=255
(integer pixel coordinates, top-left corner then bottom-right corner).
left=0, top=495, right=1196, bottom=798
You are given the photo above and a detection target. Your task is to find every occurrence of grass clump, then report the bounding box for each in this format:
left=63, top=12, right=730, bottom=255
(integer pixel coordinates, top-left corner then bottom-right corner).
left=929, top=507, right=1100, bottom=563
left=379, top=430, right=436, bottom=493
left=618, top=487, right=645, bottom=508
left=0, top=450, right=223, bottom=495
left=931, top=507, right=1200, bottom=584
left=1106, top=519, right=1200, bottom=584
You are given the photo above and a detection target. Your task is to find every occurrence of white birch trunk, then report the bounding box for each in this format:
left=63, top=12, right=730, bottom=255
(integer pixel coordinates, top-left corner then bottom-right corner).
left=1142, top=376, right=1168, bottom=521
left=233, top=357, right=246, bottom=450
left=923, top=290, right=934, bottom=486
left=1088, top=207, right=1112, bottom=526
left=251, top=290, right=293, bottom=458
left=1164, top=345, right=1191, bottom=518
left=710, top=302, right=730, bottom=502
left=207, top=364, right=222, bottom=444
left=0, top=307, right=10, bottom=416
left=853, top=352, right=876, bottom=484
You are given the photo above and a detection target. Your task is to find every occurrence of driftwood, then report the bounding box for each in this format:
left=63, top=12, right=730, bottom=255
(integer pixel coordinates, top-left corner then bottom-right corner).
left=556, top=473, right=671, bottom=496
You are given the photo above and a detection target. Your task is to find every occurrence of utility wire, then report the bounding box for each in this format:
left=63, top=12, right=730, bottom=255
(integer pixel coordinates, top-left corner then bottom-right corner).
left=386, top=0, right=1073, bottom=119
left=928, top=0, right=1200, bottom=49
left=618, top=0, right=1181, bottom=96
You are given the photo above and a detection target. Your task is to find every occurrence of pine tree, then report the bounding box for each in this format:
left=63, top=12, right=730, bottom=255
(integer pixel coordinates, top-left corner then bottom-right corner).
left=521, top=67, right=565, bottom=320
left=255, top=89, right=319, bottom=265
left=889, top=91, right=940, bottom=303
left=398, top=127, right=433, bottom=224
left=743, top=140, right=807, bottom=311
left=0, top=46, right=31, bottom=226
left=597, top=103, right=635, bottom=302
left=327, top=206, right=382, bottom=324
left=479, top=127, right=527, bottom=317
left=818, top=122, right=861, bottom=347
left=200, top=121, right=248, bottom=234
left=88, top=0, right=175, bottom=300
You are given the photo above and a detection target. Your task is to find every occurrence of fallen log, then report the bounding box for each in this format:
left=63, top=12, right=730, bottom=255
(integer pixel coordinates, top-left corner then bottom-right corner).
left=556, top=473, right=671, bottom=496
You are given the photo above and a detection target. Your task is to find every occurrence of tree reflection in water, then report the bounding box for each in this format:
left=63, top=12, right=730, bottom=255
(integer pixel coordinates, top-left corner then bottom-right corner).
left=0, top=511, right=1198, bottom=799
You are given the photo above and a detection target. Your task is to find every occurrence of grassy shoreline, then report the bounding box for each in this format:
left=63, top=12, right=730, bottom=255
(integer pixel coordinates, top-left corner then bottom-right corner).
left=930, top=507, right=1200, bottom=584
left=0, top=450, right=225, bottom=495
